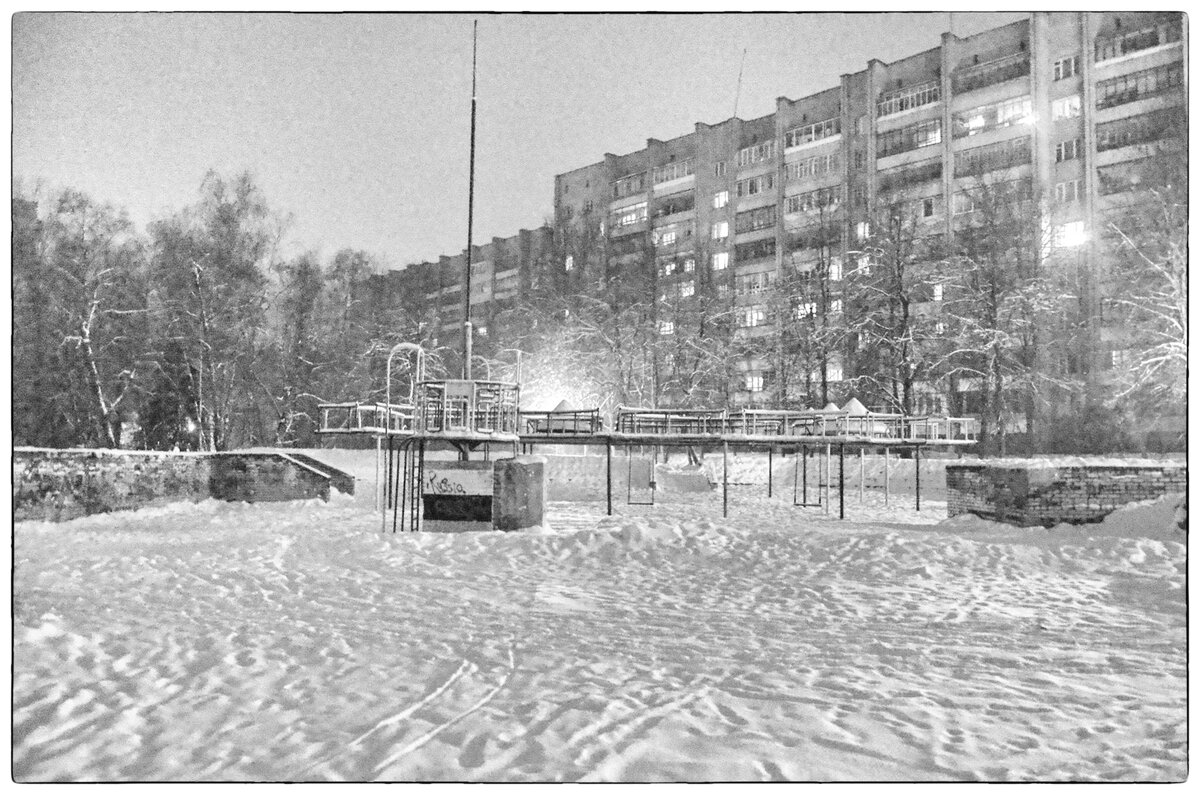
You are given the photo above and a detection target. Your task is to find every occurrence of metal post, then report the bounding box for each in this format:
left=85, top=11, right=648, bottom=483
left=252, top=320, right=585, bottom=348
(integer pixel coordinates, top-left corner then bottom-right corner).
left=416, top=439, right=426, bottom=532
left=768, top=446, right=773, bottom=498
left=884, top=446, right=890, bottom=507
left=375, top=436, right=383, bottom=512
left=793, top=446, right=800, bottom=504
left=802, top=444, right=807, bottom=504
left=838, top=443, right=845, bottom=520
left=915, top=445, right=921, bottom=512
left=606, top=439, right=613, bottom=516
left=400, top=439, right=410, bottom=533
left=859, top=447, right=865, bottom=503
left=723, top=440, right=729, bottom=518
left=825, top=443, right=831, bottom=515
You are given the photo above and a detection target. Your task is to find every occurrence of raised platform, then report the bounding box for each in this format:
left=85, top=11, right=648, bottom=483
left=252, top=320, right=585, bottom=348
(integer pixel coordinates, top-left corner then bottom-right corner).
left=319, top=404, right=976, bottom=448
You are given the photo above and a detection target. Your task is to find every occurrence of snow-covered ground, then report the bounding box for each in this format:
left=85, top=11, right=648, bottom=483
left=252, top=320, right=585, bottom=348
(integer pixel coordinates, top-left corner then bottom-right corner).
left=12, top=479, right=1186, bottom=782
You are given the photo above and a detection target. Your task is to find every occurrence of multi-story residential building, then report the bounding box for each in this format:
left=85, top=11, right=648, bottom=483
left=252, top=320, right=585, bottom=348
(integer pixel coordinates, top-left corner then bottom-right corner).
left=551, top=11, right=1186, bottom=424
left=369, top=226, right=554, bottom=357
left=377, top=12, right=1185, bottom=446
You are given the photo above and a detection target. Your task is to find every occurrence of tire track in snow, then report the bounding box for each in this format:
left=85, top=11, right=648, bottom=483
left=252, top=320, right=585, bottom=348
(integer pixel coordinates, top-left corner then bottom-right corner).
left=373, top=644, right=517, bottom=778
left=299, top=656, right=475, bottom=778
left=566, top=686, right=710, bottom=781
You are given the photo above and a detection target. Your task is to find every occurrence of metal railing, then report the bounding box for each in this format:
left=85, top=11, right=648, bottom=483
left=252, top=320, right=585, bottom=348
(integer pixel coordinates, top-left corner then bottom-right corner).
left=520, top=409, right=604, bottom=435
left=417, top=379, right=520, bottom=435
left=317, top=401, right=416, bottom=434
left=614, top=406, right=978, bottom=442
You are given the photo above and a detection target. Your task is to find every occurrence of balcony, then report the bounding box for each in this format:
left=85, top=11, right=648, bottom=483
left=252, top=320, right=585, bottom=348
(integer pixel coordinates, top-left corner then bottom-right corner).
left=1096, top=108, right=1179, bottom=153
left=877, top=159, right=943, bottom=194
left=951, top=52, right=1030, bottom=95
left=1095, top=19, right=1182, bottom=63
left=1095, top=61, right=1184, bottom=110
left=877, top=81, right=940, bottom=118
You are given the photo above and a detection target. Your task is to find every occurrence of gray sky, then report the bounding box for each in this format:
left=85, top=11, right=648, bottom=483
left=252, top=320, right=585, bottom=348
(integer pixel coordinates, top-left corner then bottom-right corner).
left=14, top=12, right=1027, bottom=271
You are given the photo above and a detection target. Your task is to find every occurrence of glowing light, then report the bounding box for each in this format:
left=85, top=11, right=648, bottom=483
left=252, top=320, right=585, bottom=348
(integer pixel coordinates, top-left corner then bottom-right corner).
left=1055, top=220, right=1087, bottom=248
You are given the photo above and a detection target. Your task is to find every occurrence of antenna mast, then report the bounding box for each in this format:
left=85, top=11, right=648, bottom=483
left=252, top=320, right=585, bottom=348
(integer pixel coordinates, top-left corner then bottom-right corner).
left=732, top=48, right=747, bottom=117
left=463, top=20, right=478, bottom=380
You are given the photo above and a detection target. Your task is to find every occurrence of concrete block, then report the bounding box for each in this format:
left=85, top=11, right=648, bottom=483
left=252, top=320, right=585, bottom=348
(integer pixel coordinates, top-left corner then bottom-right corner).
left=493, top=456, right=546, bottom=532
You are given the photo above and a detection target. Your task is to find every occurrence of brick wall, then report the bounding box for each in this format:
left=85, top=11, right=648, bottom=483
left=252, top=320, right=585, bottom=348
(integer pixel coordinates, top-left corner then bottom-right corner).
left=946, top=461, right=1187, bottom=527
left=15, top=448, right=339, bottom=522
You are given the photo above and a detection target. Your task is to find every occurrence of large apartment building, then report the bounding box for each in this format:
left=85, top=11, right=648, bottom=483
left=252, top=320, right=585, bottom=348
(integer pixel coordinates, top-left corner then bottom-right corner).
left=380, top=12, right=1186, bottom=439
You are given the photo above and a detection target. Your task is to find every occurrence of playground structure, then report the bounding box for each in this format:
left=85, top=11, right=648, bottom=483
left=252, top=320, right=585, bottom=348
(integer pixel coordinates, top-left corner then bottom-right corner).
left=317, top=342, right=979, bottom=532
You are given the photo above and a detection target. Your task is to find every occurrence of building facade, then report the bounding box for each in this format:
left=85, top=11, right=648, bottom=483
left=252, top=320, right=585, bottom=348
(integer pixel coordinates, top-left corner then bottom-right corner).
left=382, top=12, right=1186, bottom=445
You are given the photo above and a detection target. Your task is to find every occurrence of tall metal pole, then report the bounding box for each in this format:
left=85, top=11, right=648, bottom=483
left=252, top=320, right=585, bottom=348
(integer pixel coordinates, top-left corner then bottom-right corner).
left=463, top=20, right=478, bottom=380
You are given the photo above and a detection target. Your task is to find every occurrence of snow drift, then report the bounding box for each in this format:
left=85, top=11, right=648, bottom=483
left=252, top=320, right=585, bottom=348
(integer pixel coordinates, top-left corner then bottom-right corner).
left=12, top=490, right=1186, bottom=782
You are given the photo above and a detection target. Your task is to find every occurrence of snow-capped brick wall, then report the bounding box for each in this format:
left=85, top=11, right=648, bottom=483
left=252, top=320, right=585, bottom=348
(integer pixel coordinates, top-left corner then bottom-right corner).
left=15, top=448, right=335, bottom=522
left=946, top=460, right=1187, bottom=527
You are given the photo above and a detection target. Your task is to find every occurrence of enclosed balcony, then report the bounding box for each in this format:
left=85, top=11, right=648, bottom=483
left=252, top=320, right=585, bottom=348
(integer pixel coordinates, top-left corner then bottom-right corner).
left=951, top=52, right=1030, bottom=95
left=876, top=81, right=940, bottom=118
left=1095, top=18, right=1183, bottom=63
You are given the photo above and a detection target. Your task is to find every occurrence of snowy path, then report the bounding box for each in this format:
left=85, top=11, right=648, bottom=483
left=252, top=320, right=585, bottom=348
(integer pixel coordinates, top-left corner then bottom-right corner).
left=13, top=493, right=1186, bottom=781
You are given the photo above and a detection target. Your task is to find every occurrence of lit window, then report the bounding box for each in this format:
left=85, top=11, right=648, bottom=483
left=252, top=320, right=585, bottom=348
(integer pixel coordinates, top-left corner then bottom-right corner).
left=1052, top=95, right=1081, bottom=120
left=932, top=283, right=944, bottom=301
left=713, top=190, right=729, bottom=209
left=856, top=221, right=870, bottom=241
left=679, top=281, right=695, bottom=298
left=739, top=305, right=766, bottom=327
left=659, top=320, right=675, bottom=335
left=476, top=325, right=488, bottom=337
left=952, top=96, right=1032, bottom=138
left=1055, top=138, right=1081, bottom=162
left=794, top=301, right=816, bottom=319
left=1053, top=56, right=1078, bottom=81
left=829, top=299, right=844, bottom=314
left=612, top=201, right=648, bottom=227
left=659, top=230, right=677, bottom=247
left=711, top=221, right=729, bottom=240
left=683, top=258, right=695, bottom=273
left=828, top=258, right=842, bottom=281
left=712, top=251, right=729, bottom=270
left=825, top=362, right=844, bottom=382
left=935, top=321, right=946, bottom=335
left=564, top=255, right=574, bottom=271
left=744, top=373, right=764, bottom=392
left=660, top=260, right=677, bottom=276
left=1054, top=220, right=1087, bottom=248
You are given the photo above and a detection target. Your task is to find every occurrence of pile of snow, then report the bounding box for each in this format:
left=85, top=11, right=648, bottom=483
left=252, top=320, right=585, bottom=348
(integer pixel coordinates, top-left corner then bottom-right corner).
left=13, top=489, right=1185, bottom=782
